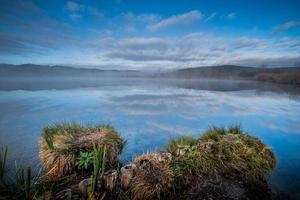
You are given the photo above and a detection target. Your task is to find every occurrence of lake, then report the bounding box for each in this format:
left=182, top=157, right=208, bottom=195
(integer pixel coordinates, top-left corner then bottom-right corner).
left=0, top=78, right=300, bottom=199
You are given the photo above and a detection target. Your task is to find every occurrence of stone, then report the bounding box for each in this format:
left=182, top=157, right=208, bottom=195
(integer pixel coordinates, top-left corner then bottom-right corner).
left=120, top=164, right=136, bottom=188
left=160, top=152, right=172, bottom=162
left=176, top=147, right=187, bottom=156
left=78, top=178, right=91, bottom=198
left=103, top=169, right=118, bottom=191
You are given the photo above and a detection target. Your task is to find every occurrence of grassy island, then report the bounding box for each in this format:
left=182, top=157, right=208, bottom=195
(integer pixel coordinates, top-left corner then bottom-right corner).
left=0, top=123, right=278, bottom=200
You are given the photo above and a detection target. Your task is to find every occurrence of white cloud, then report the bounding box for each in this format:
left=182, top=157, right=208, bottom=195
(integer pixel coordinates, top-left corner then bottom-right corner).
left=274, top=21, right=300, bottom=33
left=87, top=6, right=103, bottom=18
left=116, top=38, right=168, bottom=50
left=69, top=13, right=82, bottom=20
left=229, top=54, right=300, bottom=67
left=233, top=37, right=266, bottom=49
left=227, top=12, right=236, bottom=20
left=106, top=50, right=200, bottom=62
left=147, top=10, right=202, bottom=31
left=65, top=2, right=103, bottom=20
left=98, top=33, right=300, bottom=68
left=65, top=1, right=84, bottom=12
left=205, top=12, right=216, bottom=21
left=121, top=12, right=160, bottom=23
left=117, top=12, right=161, bottom=33
left=147, top=121, right=192, bottom=135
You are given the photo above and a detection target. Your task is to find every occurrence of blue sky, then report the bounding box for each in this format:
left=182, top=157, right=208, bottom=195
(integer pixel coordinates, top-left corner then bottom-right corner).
left=0, top=0, right=300, bottom=69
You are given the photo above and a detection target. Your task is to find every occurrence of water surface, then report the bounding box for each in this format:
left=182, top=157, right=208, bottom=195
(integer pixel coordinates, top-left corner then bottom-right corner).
left=0, top=78, right=300, bottom=199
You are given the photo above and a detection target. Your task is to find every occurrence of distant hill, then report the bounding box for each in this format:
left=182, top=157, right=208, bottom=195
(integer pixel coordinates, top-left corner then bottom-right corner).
left=162, top=65, right=300, bottom=85
left=0, top=64, right=142, bottom=78
left=1, top=64, right=300, bottom=85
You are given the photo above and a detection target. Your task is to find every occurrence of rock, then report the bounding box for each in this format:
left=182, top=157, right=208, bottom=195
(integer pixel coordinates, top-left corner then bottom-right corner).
left=160, top=152, right=172, bottom=162
left=176, top=147, right=187, bottom=156
left=103, top=169, right=118, bottom=191
left=78, top=178, right=91, bottom=198
left=198, top=141, right=214, bottom=149
left=120, top=164, right=136, bottom=188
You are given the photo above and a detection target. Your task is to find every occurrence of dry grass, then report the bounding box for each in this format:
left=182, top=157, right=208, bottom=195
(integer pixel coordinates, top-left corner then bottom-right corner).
left=133, top=152, right=171, bottom=166
left=127, top=125, right=275, bottom=200
left=130, top=153, right=174, bottom=200
left=39, top=122, right=125, bottom=179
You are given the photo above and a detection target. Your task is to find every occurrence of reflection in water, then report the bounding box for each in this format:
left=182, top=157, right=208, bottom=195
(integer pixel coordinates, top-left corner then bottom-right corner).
left=0, top=78, right=300, bottom=199
left=1, top=78, right=300, bottom=97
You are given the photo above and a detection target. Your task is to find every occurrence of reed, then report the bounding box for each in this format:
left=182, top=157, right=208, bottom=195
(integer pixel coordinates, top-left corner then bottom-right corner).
left=0, top=146, right=8, bottom=181
left=90, top=143, right=107, bottom=197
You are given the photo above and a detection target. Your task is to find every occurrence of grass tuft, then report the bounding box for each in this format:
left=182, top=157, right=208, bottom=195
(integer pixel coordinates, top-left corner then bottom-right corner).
left=39, top=122, right=125, bottom=179
left=166, top=135, right=197, bottom=154
left=131, top=153, right=174, bottom=200
left=0, top=146, right=8, bottom=181
left=169, top=125, right=276, bottom=185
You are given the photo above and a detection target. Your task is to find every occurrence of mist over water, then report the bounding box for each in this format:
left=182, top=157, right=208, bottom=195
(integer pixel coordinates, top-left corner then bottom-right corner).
left=0, top=78, right=300, bottom=199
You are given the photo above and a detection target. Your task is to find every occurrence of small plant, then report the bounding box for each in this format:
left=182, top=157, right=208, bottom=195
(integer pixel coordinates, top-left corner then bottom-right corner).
left=90, top=143, right=107, bottom=198
left=14, top=162, right=32, bottom=200
left=0, top=146, right=8, bottom=181
left=166, top=135, right=197, bottom=154
left=228, top=124, right=242, bottom=135
left=201, top=126, right=227, bottom=141
left=75, top=151, right=94, bottom=170
left=25, top=167, right=32, bottom=200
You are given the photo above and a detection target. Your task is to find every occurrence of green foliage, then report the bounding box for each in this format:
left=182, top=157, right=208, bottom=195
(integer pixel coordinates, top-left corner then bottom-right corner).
left=90, top=144, right=107, bottom=196
left=201, top=126, right=227, bottom=141
left=201, top=125, right=243, bottom=141
left=0, top=146, right=8, bottom=181
left=166, top=135, right=197, bottom=154
left=75, top=151, right=94, bottom=170
left=42, top=122, right=81, bottom=150
left=170, top=145, right=218, bottom=177
left=228, top=124, right=242, bottom=135
left=169, top=125, right=276, bottom=184
left=25, top=167, right=32, bottom=200
left=170, top=145, right=198, bottom=175
left=11, top=163, right=33, bottom=200
left=33, top=174, right=76, bottom=198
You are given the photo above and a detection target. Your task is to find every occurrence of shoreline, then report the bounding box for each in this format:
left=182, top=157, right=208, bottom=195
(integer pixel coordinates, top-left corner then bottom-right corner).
left=1, top=123, right=286, bottom=200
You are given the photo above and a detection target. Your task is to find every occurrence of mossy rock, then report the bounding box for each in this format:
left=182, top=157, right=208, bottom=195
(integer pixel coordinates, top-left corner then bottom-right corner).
left=39, top=123, right=125, bottom=179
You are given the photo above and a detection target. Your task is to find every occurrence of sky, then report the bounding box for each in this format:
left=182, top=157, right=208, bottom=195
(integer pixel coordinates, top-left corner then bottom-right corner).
left=0, top=0, right=300, bottom=70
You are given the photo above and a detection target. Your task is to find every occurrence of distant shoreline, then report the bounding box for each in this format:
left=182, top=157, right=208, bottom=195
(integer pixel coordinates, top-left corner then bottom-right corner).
left=1, top=64, right=300, bottom=85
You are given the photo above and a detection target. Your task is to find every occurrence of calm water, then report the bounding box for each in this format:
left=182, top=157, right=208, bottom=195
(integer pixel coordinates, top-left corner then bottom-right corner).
left=0, top=78, right=300, bottom=199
